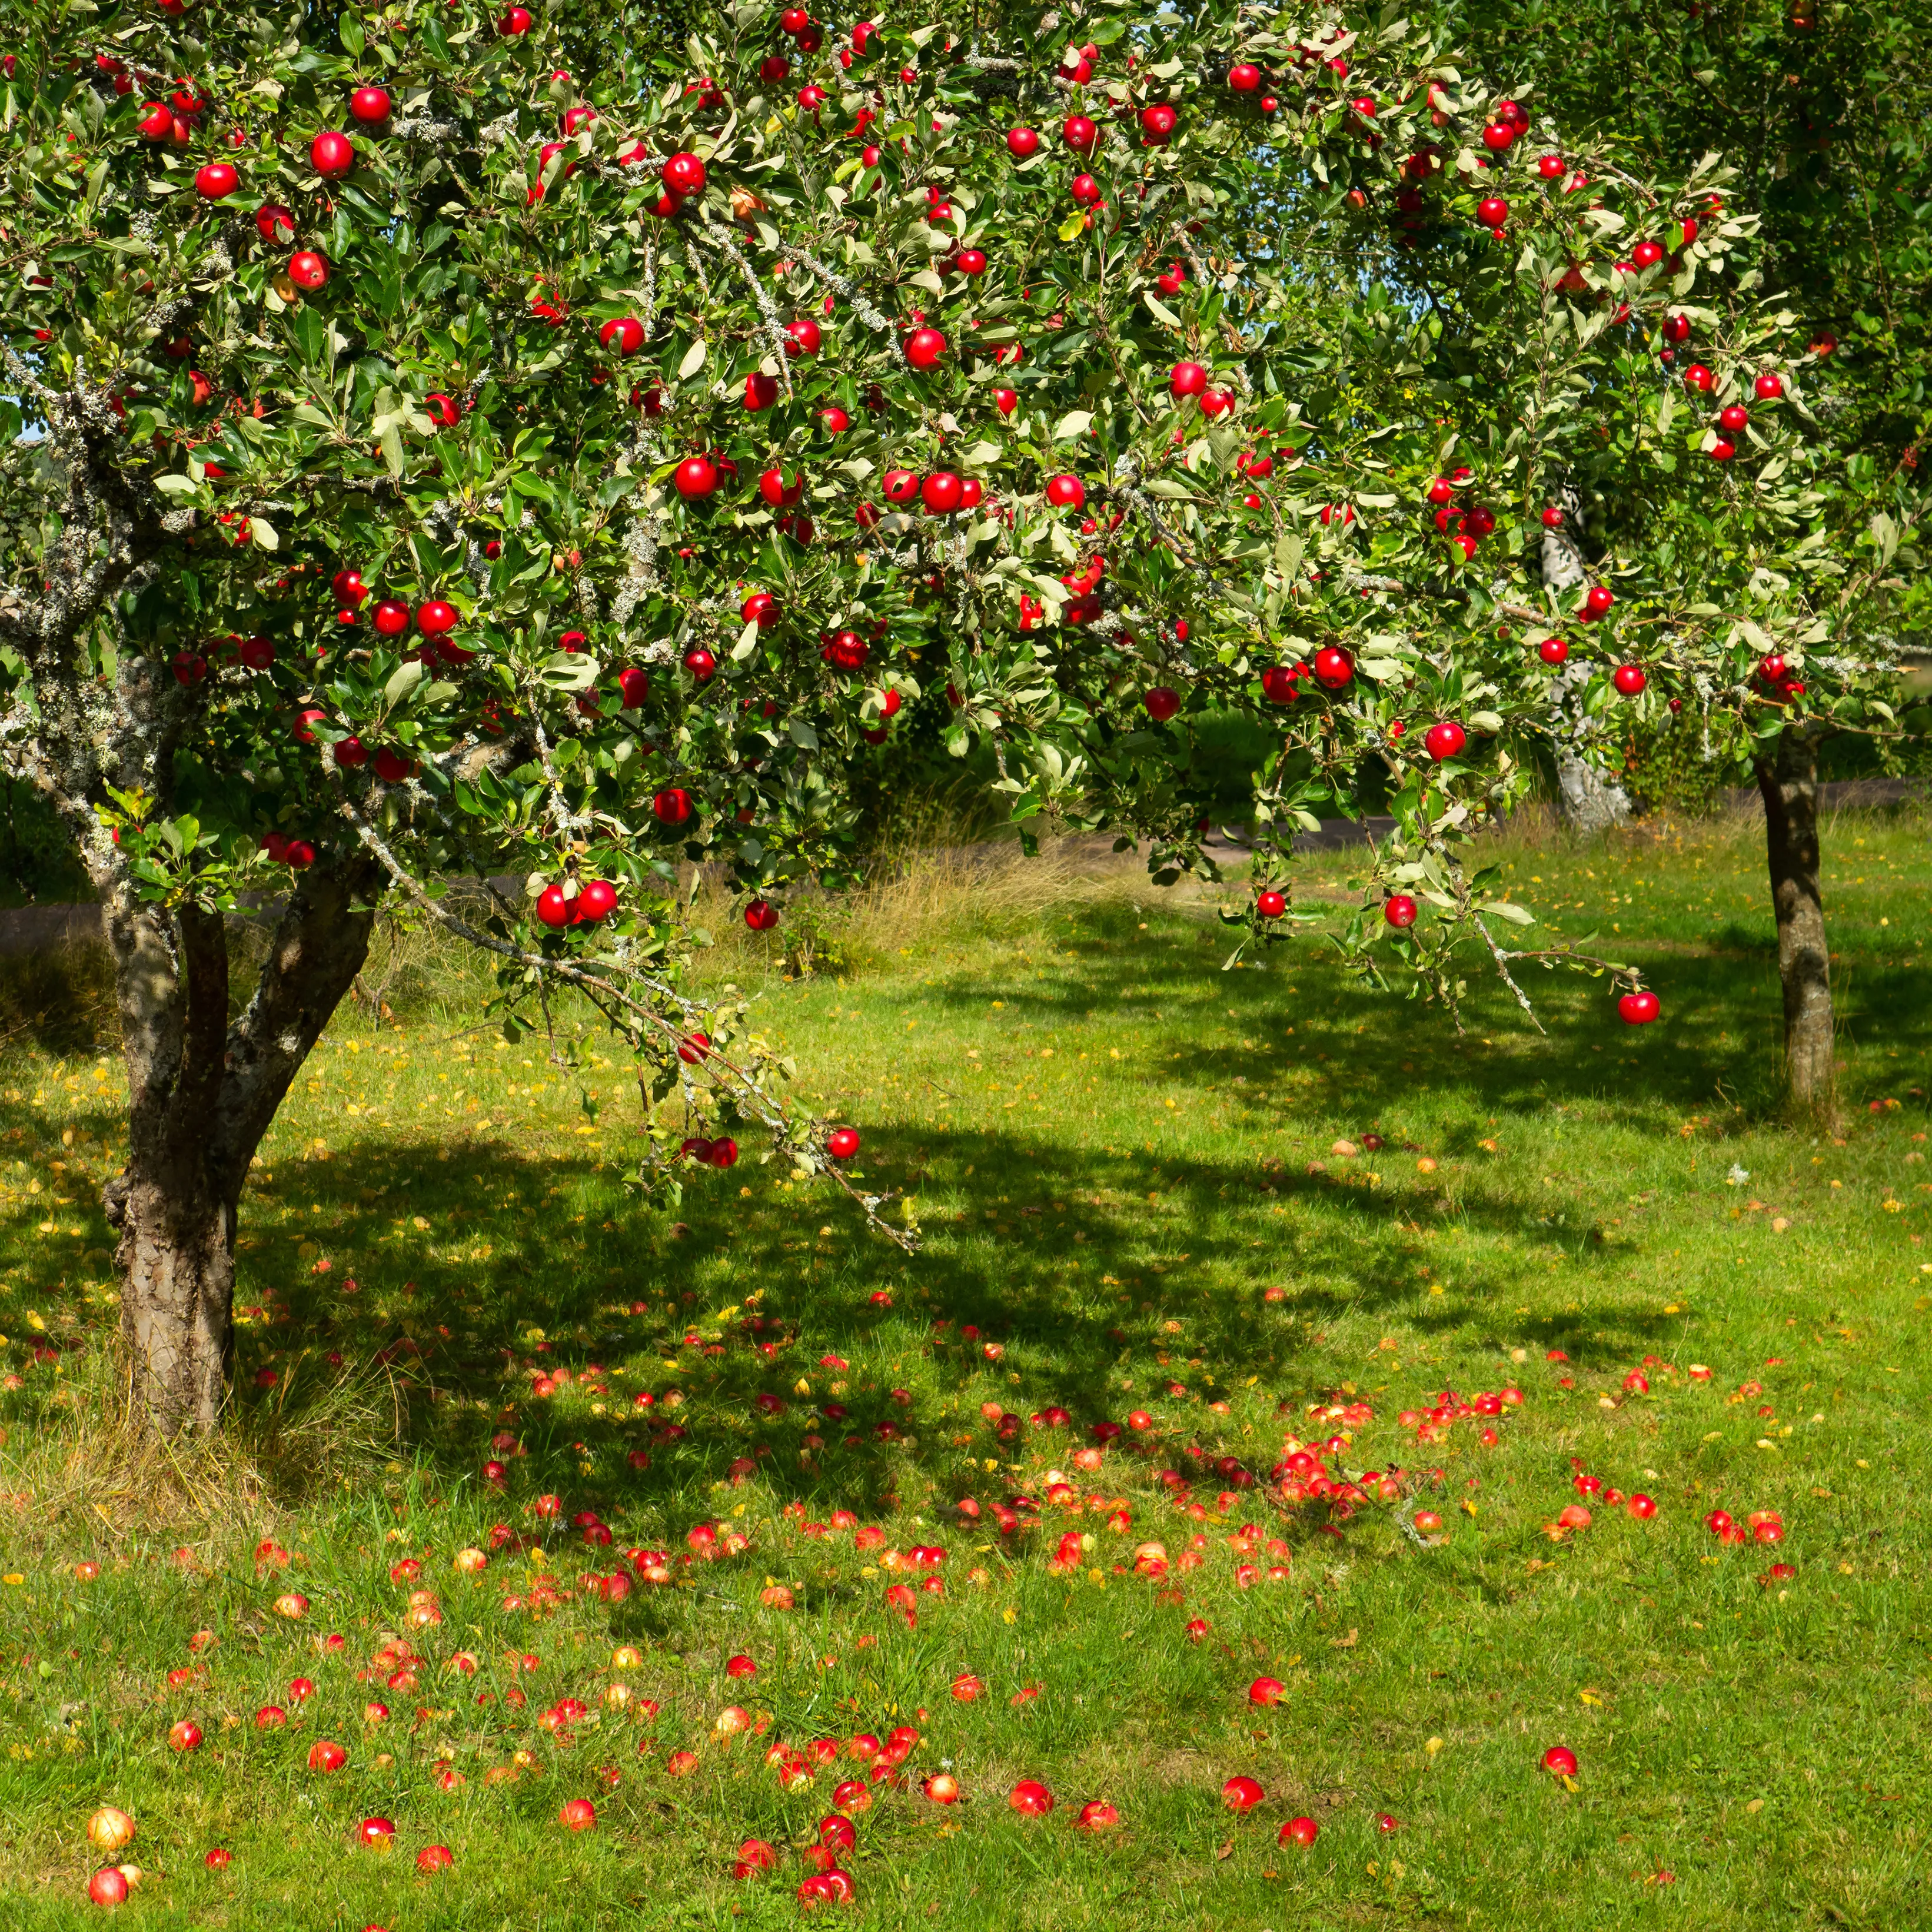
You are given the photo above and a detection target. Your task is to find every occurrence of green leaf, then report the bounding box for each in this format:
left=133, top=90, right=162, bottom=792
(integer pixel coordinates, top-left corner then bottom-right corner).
left=384, top=660, right=425, bottom=703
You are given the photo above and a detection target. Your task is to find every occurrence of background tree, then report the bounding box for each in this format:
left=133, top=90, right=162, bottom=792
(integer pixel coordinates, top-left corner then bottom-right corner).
left=1426, top=0, right=1932, bottom=1089
left=0, top=0, right=1911, bottom=1436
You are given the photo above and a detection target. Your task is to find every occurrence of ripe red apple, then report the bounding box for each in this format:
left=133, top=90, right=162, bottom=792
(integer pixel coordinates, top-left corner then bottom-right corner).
left=1279, top=1816, right=1319, bottom=1846
left=1583, top=585, right=1615, bottom=618
left=1227, top=62, right=1262, bottom=92
left=1708, top=435, right=1736, bottom=462
left=358, top=1817, right=395, bottom=1848
left=1063, top=114, right=1098, bottom=153
left=922, top=471, right=965, bottom=513
left=1248, top=1677, right=1285, bottom=1706
left=1612, top=664, right=1647, bottom=696
left=653, top=787, right=693, bottom=826
left=559, top=1798, right=597, bottom=1831
left=350, top=85, right=391, bottom=124
left=1628, top=1492, right=1657, bottom=1518
left=1261, top=664, right=1300, bottom=703
left=1045, top=473, right=1085, bottom=508
left=683, top=644, right=717, bottom=681
left=664, top=150, right=706, bottom=196
left=1007, top=125, right=1040, bottom=157
left=1683, top=363, right=1714, bottom=393
left=1384, top=893, right=1418, bottom=929
left=995, top=388, right=1018, bottom=415
left=599, top=316, right=644, bottom=354
left=1537, top=152, right=1565, bottom=178
left=1617, top=989, right=1661, bottom=1025
left=88, top=1867, right=130, bottom=1908
left=168, top=1720, right=201, bottom=1753
left=498, top=5, right=534, bottom=31
left=1542, top=1745, right=1578, bottom=1777
left=1185, top=1617, right=1209, bottom=1640
left=577, top=878, right=617, bottom=923
left=1538, top=636, right=1569, bottom=666
left=1754, top=371, right=1785, bottom=400
left=204, top=1848, right=231, bottom=1869
left=1009, top=1779, right=1055, bottom=1815
left=1222, top=1775, right=1265, bottom=1813
left=1312, top=645, right=1353, bottom=688
left=1144, top=686, right=1181, bottom=722
left=1255, top=890, right=1286, bottom=919
left=1424, top=720, right=1466, bottom=762
left=310, top=131, right=355, bottom=178
left=417, top=1844, right=454, bottom=1873
left=1170, top=360, right=1208, bottom=399
left=905, top=327, right=946, bottom=370
left=827, top=1127, right=860, bottom=1160
left=922, top=1773, right=960, bottom=1803
left=308, top=1740, right=348, bottom=1773
left=745, top=899, right=779, bottom=931
left=674, top=454, right=718, bottom=498
left=1077, top=1800, right=1120, bottom=1830
left=194, top=162, right=240, bottom=200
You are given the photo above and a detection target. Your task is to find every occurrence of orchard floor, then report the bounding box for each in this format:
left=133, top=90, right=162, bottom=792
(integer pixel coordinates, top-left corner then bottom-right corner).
left=2, top=803, right=1930, bottom=1930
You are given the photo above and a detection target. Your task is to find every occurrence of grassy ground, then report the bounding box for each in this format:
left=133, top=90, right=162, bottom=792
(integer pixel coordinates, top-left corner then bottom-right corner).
left=1, top=803, right=1929, bottom=1929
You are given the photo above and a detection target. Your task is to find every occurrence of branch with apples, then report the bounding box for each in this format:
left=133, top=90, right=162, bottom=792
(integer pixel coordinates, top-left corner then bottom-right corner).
left=0, top=0, right=1916, bottom=1434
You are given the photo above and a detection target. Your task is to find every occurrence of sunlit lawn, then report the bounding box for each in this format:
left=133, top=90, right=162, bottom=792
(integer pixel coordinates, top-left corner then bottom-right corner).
left=1, top=803, right=1928, bottom=1928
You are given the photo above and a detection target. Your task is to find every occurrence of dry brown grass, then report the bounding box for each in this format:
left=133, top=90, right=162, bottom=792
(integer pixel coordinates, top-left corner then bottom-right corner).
left=1, top=1344, right=410, bottom=1555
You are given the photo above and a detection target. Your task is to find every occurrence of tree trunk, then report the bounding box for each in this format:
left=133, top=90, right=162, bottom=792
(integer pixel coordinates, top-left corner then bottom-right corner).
left=97, top=854, right=385, bottom=1435
left=1755, top=731, right=1835, bottom=1116
left=1540, top=491, right=1632, bottom=832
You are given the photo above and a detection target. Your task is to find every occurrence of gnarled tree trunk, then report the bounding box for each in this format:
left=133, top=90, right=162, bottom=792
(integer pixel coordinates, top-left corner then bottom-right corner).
left=95, top=854, right=384, bottom=1435
left=1755, top=730, right=1835, bottom=1116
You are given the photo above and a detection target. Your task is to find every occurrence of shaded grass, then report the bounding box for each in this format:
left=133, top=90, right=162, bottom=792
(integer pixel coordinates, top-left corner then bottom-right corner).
left=0, top=807, right=1927, bottom=1927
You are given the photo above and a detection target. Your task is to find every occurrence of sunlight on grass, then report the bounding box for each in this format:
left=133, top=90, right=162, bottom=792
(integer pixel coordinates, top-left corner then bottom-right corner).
left=0, top=804, right=1927, bottom=1927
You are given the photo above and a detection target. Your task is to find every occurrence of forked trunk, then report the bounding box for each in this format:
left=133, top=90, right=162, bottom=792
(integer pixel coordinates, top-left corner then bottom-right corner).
left=91, top=853, right=384, bottom=1436
left=1755, top=730, right=1834, bottom=1115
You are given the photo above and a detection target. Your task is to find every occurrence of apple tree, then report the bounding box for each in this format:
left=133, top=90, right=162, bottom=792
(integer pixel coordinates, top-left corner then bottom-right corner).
left=0, top=0, right=1908, bottom=1435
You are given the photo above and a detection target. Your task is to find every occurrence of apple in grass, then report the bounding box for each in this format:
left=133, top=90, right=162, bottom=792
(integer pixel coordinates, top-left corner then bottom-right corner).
left=1009, top=1780, right=1054, bottom=1815
left=1279, top=1817, right=1319, bottom=1847
left=1222, top=1775, right=1265, bottom=1813
left=1542, top=1745, right=1579, bottom=1777
left=1077, top=1800, right=1120, bottom=1830
left=559, top=1798, right=597, bottom=1831
left=87, top=1810, right=136, bottom=1855
left=88, top=1867, right=131, bottom=1908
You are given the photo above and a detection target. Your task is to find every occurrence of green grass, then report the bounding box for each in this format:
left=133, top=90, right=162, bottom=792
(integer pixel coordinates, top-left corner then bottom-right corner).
left=1, top=804, right=1930, bottom=1929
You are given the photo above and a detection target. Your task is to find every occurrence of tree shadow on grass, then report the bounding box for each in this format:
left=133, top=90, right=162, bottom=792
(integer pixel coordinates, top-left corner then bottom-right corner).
left=923, top=895, right=1931, bottom=1126
left=153, top=1115, right=1692, bottom=1558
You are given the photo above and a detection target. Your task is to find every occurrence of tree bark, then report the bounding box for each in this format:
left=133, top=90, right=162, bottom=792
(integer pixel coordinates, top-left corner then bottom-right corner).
left=98, top=854, right=384, bottom=1434
left=1755, top=730, right=1835, bottom=1115
left=1539, top=491, right=1632, bottom=832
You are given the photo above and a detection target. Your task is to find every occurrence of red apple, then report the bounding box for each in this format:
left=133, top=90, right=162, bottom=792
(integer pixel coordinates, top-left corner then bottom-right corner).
left=1009, top=1779, right=1054, bottom=1815
left=1617, top=989, right=1661, bottom=1025
left=193, top=162, right=240, bottom=200
left=1542, top=1745, right=1578, bottom=1777
left=1077, top=1800, right=1120, bottom=1830
left=1222, top=1775, right=1265, bottom=1813
left=1279, top=1816, right=1319, bottom=1846
left=559, top=1798, right=597, bottom=1831
left=310, top=131, right=355, bottom=178
left=88, top=1867, right=130, bottom=1908
left=1424, top=720, right=1466, bottom=762
left=827, top=1128, right=860, bottom=1160
left=1384, top=894, right=1418, bottom=929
